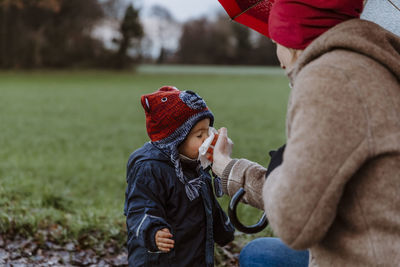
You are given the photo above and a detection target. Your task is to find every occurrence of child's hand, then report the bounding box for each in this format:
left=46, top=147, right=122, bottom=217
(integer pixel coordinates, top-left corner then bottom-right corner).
left=155, top=228, right=174, bottom=252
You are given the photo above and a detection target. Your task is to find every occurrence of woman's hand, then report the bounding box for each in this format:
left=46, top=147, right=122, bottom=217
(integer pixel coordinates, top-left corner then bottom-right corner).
left=155, top=228, right=174, bottom=252
left=210, top=127, right=233, bottom=177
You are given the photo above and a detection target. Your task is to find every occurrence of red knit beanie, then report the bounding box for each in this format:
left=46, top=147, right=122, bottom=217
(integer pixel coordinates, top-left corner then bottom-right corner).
left=269, top=0, right=364, bottom=49
left=140, top=86, right=214, bottom=201
left=141, top=86, right=214, bottom=142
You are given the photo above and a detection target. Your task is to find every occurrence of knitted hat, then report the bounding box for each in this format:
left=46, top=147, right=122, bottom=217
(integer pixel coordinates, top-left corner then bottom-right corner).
left=269, top=0, right=363, bottom=49
left=141, top=86, right=214, bottom=201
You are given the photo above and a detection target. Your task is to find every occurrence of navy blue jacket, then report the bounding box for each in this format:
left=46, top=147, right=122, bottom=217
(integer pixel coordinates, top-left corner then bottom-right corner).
left=124, top=142, right=235, bottom=266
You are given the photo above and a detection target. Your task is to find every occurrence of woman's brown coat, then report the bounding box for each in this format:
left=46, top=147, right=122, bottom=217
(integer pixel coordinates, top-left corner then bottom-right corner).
left=222, top=19, right=400, bottom=266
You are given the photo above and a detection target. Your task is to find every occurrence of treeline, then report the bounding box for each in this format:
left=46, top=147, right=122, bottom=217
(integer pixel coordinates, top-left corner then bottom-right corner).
left=0, top=1, right=278, bottom=69
left=0, top=0, right=143, bottom=69
left=174, top=15, right=279, bottom=66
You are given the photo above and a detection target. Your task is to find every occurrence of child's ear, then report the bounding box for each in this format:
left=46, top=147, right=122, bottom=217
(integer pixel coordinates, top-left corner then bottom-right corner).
left=141, top=96, right=150, bottom=113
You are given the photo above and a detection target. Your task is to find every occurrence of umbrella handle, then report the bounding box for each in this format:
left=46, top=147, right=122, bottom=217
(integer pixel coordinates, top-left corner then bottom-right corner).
left=228, top=187, right=269, bottom=234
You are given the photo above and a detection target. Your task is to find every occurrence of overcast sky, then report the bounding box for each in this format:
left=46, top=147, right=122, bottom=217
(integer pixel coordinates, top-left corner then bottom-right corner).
left=136, top=0, right=225, bottom=22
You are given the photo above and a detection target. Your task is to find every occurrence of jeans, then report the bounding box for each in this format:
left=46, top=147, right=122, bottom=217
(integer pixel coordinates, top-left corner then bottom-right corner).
left=239, top=238, right=309, bottom=267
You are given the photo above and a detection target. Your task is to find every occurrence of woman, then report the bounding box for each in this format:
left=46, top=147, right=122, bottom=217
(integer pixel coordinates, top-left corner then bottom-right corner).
left=212, top=0, right=400, bottom=266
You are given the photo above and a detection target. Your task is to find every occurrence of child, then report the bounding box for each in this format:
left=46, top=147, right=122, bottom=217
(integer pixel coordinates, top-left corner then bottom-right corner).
left=124, top=86, right=234, bottom=266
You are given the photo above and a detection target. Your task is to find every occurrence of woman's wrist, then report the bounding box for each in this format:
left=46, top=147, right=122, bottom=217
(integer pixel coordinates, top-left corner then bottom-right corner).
left=220, top=159, right=238, bottom=194
left=212, top=156, right=232, bottom=177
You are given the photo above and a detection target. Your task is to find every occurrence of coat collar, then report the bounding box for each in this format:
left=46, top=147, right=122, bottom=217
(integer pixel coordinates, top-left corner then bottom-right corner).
left=286, top=19, right=400, bottom=85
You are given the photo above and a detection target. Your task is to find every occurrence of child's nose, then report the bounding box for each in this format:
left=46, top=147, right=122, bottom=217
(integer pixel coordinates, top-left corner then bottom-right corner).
left=204, top=133, right=210, bottom=142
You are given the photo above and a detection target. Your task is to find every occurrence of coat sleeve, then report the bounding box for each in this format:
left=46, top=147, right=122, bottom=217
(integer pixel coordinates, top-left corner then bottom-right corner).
left=125, top=162, right=171, bottom=252
left=263, top=64, right=370, bottom=249
left=219, top=145, right=285, bottom=210
left=223, top=159, right=268, bottom=210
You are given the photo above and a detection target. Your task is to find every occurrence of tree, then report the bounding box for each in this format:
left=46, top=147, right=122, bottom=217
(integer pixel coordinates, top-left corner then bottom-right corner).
left=113, top=4, right=143, bottom=69
left=43, top=0, right=104, bottom=67
left=176, top=14, right=279, bottom=66
left=149, top=5, right=177, bottom=64
left=176, top=16, right=234, bottom=65
left=232, top=23, right=252, bottom=64
left=0, top=0, right=105, bottom=68
left=250, top=36, right=280, bottom=66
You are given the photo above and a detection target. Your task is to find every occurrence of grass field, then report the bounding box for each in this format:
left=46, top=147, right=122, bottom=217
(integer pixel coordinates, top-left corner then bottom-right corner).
left=0, top=65, right=290, bottom=250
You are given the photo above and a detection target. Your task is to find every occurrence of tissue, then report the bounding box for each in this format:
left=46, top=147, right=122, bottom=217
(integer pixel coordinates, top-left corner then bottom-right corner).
left=198, top=127, right=233, bottom=169
left=198, top=127, right=218, bottom=168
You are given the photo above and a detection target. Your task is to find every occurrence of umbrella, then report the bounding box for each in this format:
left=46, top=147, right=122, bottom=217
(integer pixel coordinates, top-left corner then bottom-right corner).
left=218, top=0, right=274, bottom=37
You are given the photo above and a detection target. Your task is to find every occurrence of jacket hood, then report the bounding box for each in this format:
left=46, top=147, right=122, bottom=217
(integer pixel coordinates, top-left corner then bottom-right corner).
left=288, top=19, right=400, bottom=83
left=127, top=142, right=170, bottom=174
left=126, top=142, right=207, bottom=202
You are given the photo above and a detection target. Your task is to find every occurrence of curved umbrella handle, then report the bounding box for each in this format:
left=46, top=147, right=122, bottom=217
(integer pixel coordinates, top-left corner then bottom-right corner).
left=228, top=187, right=269, bottom=234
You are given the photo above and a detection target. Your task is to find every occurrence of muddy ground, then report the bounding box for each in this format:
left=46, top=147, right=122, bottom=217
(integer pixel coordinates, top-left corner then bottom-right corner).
left=0, top=234, right=239, bottom=266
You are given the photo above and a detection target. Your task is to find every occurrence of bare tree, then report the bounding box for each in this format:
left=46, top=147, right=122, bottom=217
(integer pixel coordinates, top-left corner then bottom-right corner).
left=250, top=36, right=279, bottom=65
left=176, top=15, right=234, bottom=65
left=176, top=13, right=278, bottom=66
left=0, top=0, right=105, bottom=68
left=232, top=23, right=252, bottom=64
left=149, top=4, right=178, bottom=64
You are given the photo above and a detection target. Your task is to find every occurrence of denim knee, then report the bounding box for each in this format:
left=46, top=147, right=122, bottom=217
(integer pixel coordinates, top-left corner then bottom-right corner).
left=239, top=238, right=309, bottom=267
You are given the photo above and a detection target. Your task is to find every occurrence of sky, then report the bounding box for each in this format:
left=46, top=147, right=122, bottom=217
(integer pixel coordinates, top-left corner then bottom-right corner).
left=136, top=0, right=225, bottom=22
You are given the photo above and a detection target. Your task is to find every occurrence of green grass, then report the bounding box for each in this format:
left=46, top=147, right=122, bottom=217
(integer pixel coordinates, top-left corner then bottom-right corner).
left=0, top=66, right=290, bottom=248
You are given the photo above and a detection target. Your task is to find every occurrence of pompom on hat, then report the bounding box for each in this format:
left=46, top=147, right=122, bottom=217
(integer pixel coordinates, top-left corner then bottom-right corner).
left=141, top=86, right=214, bottom=201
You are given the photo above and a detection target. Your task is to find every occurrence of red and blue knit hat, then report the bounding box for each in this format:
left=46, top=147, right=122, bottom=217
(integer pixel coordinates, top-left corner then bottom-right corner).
left=141, top=86, right=214, bottom=201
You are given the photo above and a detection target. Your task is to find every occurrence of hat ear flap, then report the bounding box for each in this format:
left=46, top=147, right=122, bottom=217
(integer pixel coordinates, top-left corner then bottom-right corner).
left=141, top=96, right=151, bottom=113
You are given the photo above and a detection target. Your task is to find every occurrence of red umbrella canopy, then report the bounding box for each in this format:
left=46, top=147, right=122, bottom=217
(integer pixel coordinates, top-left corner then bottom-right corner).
left=218, top=0, right=274, bottom=37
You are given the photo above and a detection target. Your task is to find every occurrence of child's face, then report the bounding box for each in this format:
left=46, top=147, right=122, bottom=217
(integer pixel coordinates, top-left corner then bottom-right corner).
left=178, top=118, right=210, bottom=159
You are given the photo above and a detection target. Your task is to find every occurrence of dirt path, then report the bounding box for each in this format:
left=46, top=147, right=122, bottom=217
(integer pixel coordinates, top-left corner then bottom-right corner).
left=0, top=235, right=128, bottom=266
left=0, top=234, right=239, bottom=266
